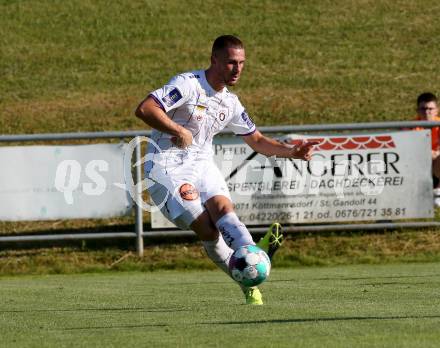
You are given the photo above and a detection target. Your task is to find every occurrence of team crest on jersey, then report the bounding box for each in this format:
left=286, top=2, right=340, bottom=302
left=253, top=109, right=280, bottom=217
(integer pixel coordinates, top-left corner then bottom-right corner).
left=241, top=110, right=255, bottom=128
left=162, top=88, right=182, bottom=107
left=218, top=109, right=228, bottom=122
left=179, top=183, right=199, bottom=201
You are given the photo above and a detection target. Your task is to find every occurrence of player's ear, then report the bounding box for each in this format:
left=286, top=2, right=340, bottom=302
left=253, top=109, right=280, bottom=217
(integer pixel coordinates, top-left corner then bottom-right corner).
left=210, top=53, right=218, bottom=66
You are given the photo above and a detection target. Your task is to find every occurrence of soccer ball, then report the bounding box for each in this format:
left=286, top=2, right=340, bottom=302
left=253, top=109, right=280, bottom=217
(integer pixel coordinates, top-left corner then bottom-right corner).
left=229, top=245, right=271, bottom=287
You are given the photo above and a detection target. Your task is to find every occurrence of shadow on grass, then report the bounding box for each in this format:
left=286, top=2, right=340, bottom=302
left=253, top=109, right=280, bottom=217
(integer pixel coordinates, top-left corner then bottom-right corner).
left=209, top=314, right=440, bottom=325
left=57, top=314, right=440, bottom=331
left=0, top=307, right=188, bottom=313
left=61, top=323, right=168, bottom=330
left=120, top=274, right=440, bottom=287
left=269, top=273, right=440, bottom=283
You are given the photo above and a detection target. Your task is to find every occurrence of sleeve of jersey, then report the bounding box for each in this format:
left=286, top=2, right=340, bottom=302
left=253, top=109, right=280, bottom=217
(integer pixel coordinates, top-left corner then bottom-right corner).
left=227, top=101, right=257, bottom=136
left=149, top=75, right=190, bottom=113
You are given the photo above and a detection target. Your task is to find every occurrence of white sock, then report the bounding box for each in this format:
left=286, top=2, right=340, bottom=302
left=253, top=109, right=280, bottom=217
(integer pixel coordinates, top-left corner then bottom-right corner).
left=215, top=212, right=255, bottom=250
left=202, top=236, right=234, bottom=275
left=202, top=237, right=249, bottom=292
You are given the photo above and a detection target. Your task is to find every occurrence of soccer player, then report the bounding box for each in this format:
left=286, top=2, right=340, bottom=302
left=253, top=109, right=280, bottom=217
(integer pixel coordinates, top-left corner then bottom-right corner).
left=135, top=35, right=316, bottom=305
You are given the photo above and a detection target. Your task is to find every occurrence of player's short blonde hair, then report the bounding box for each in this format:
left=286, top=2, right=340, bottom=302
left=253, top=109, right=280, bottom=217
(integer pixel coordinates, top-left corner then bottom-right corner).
left=212, top=35, right=244, bottom=55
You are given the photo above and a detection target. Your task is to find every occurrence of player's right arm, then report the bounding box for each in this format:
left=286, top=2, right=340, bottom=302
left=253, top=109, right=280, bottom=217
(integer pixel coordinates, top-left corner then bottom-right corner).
left=135, top=96, right=193, bottom=149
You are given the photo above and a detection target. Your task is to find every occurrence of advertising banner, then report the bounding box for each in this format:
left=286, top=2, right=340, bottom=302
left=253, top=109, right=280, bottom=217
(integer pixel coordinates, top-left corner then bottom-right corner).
left=152, top=130, right=433, bottom=227
left=0, top=144, right=132, bottom=221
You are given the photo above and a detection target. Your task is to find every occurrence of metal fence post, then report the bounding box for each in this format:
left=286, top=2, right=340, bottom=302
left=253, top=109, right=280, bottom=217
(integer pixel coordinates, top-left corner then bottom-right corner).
left=134, top=136, right=144, bottom=257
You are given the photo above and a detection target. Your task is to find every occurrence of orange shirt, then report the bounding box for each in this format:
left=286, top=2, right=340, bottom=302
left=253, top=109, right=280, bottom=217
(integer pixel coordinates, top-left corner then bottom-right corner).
left=415, top=115, right=440, bottom=151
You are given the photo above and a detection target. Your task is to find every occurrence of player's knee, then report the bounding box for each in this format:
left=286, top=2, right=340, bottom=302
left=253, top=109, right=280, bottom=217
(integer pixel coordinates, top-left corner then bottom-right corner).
left=205, top=195, right=234, bottom=222
left=190, top=211, right=219, bottom=241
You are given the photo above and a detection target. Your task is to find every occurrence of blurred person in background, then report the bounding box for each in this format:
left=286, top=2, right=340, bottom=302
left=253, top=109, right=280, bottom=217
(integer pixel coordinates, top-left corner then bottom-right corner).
left=414, top=92, right=440, bottom=207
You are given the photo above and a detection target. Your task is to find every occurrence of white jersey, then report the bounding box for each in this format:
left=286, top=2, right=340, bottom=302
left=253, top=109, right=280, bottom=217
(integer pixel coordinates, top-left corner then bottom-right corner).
left=147, top=70, right=256, bottom=168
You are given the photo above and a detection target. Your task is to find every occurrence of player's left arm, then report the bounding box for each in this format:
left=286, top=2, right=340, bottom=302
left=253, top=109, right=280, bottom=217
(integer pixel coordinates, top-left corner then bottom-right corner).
left=242, top=130, right=317, bottom=161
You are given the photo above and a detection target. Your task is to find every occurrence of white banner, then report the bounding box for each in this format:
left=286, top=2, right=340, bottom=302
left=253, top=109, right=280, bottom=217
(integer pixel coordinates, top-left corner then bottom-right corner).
left=0, top=144, right=132, bottom=221
left=152, top=130, right=433, bottom=227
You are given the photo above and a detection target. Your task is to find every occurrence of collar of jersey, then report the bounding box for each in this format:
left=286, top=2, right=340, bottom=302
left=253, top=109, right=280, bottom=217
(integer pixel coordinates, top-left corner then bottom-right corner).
left=201, top=70, right=226, bottom=97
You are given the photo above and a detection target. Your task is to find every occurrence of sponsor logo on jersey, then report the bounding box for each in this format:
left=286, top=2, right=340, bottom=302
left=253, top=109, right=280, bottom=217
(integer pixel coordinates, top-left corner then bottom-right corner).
left=179, top=183, right=199, bottom=201
left=195, top=105, right=206, bottom=121
left=162, top=88, right=182, bottom=107
left=241, top=110, right=255, bottom=129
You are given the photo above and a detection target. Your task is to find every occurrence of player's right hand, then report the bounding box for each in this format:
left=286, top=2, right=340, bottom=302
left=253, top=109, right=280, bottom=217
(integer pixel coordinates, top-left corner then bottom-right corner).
left=171, top=127, right=193, bottom=149
left=291, top=140, right=319, bottom=161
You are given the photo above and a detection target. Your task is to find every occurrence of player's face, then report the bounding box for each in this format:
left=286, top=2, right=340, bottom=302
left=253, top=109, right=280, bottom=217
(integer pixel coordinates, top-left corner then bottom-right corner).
left=213, top=47, right=245, bottom=86
left=417, top=101, right=439, bottom=120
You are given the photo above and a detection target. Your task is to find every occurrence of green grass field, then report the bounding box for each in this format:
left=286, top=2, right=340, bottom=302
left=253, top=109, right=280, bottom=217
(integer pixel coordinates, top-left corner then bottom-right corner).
left=1, top=0, right=440, bottom=135
left=1, top=262, right=440, bottom=348
left=2, top=2, right=440, bottom=346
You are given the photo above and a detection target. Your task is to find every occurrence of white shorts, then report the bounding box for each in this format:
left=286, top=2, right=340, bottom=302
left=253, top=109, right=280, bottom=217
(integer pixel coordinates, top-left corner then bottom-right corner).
left=146, top=158, right=231, bottom=229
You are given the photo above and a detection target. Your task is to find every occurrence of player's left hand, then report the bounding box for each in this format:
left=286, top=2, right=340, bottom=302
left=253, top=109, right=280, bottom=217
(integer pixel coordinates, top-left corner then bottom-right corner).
left=290, top=140, right=318, bottom=161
